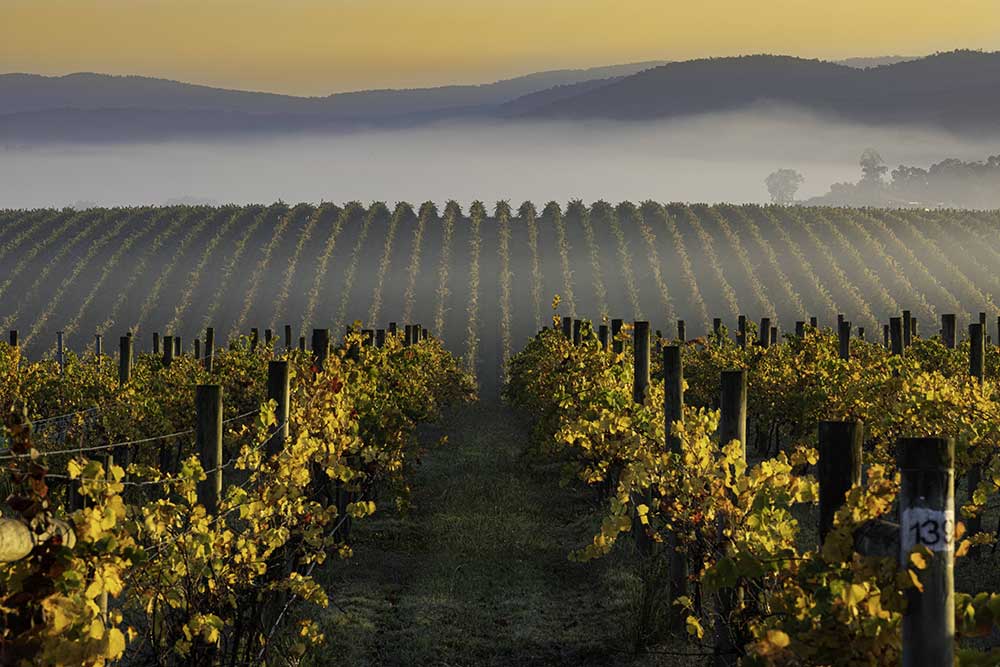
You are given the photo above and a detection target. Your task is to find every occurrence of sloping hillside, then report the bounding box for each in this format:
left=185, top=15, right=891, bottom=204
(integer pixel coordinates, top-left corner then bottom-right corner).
left=516, top=51, right=1000, bottom=132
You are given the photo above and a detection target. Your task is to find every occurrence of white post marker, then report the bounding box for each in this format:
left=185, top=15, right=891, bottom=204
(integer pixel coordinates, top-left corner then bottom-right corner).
left=901, top=507, right=954, bottom=555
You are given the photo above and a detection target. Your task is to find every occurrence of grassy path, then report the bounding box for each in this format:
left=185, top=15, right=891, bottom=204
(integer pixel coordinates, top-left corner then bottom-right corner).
left=311, top=401, right=652, bottom=666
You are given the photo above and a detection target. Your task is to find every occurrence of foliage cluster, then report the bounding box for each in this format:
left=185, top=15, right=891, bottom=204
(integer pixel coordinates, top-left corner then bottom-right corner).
left=0, top=331, right=475, bottom=666
left=505, top=317, right=1000, bottom=664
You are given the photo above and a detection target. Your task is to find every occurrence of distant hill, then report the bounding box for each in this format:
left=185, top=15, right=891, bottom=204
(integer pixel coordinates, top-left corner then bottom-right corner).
left=515, top=51, right=1000, bottom=133
left=3, top=52, right=1000, bottom=142
left=0, top=61, right=667, bottom=117
left=0, top=60, right=667, bottom=142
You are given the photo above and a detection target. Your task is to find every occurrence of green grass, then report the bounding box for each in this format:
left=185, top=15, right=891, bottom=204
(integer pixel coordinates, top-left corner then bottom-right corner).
left=302, top=402, right=1000, bottom=665
left=306, top=401, right=703, bottom=666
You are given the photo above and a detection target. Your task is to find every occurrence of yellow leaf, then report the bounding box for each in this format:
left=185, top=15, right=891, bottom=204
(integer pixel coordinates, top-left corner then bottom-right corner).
left=767, top=629, right=790, bottom=648
left=637, top=504, right=650, bottom=525
left=908, top=568, right=925, bottom=593
left=843, top=583, right=867, bottom=606
left=41, top=596, right=74, bottom=634
left=686, top=615, right=704, bottom=639
left=106, top=628, right=127, bottom=658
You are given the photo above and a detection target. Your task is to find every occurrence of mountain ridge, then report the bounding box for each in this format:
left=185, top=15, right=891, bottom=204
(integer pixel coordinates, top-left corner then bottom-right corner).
left=3, top=51, right=998, bottom=143
left=0, top=60, right=669, bottom=117
left=516, top=51, right=1000, bottom=132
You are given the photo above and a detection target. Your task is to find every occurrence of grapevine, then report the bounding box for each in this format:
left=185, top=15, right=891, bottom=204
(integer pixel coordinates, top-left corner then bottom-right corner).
left=432, top=201, right=459, bottom=338
left=401, top=201, right=432, bottom=324
left=366, top=202, right=408, bottom=327
left=299, top=204, right=357, bottom=335
left=333, top=202, right=385, bottom=336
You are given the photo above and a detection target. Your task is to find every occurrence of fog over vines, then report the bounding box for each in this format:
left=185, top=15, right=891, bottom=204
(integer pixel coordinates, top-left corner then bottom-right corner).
left=2, top=107, right=994, bottom=209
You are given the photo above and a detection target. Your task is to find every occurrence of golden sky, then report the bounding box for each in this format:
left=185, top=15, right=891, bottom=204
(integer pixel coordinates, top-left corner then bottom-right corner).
left=2, top=0, right=998, bottom=95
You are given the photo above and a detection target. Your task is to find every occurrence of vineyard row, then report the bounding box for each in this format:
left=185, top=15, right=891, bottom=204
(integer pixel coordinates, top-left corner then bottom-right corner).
left=3, top=202, right=1000, bottom=391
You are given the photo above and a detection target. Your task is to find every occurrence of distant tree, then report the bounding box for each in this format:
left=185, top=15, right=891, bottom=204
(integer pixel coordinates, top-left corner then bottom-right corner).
left=765, top=169, right=804, bottom=205
left=809, top=152, right=1000, bottom=208
left=890, top=164, right=930, bottom=203
left=890, top=154, right=1000, bottom=207
left=859, top=148, right=888, bottom=186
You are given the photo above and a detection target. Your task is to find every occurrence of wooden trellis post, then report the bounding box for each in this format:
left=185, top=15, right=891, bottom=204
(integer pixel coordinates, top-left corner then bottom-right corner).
left=611, top=319, right=624, bottom=355
left=312, top=328, right=330, bottom=371
left=630, top=320, right=652, bottom=554
left=663, top=345, right=688, bottom=631
left=118, top=336, right=132, bottom=386
left=196, top=385, right=223, bottom=515
left=162, top=335, right=174, bottom=367
left=632, top=322, right=650, bottom=404
left=759, top=317, right=770, bottom=348
left=890, top=317, right=903, bottom=356
left=967, top=322, right=985, bottom=540
left=267, top=361, right=289, bottom=458
left=969, top=323, right=984, bottom=381
left=818, top=420, right=863, bottom=544
left=57, top=331, right=65, bottom=374
left=838, top=320, right=851, bottom=360
left=205, top=327, right=215, bottom=373
left=941, top=314, right=956, bottom=349
left=714, top=369, right=747, bottom=667
left=898, top=437, right=954, bottom=667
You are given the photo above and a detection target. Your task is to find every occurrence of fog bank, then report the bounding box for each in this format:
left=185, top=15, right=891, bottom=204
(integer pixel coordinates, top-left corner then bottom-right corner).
left=2, top=108, right=996, bottom=208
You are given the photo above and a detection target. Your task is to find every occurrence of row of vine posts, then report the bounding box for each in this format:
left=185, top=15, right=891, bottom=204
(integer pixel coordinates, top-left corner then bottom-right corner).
left=555, top=308, right=975, bottom=666
left=1, top=317, right=435, bottom=653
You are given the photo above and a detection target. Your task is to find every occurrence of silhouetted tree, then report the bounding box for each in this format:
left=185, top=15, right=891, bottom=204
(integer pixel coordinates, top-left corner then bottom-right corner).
left=765, top=169, right=804, bottom=205
left=859, top=148, right=888, bottom=186
left=808, top=152, right=1000, bottom=208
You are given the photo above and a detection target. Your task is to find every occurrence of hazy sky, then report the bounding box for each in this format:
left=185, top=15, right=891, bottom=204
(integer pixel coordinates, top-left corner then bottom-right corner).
left=3, top=0, right=999, bottom=95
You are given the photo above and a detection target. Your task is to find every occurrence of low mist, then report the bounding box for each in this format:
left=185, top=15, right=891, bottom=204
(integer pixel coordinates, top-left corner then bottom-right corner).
left=2, top=107, right=995, bottom=209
